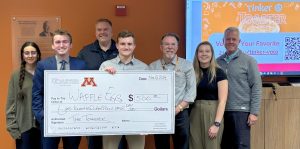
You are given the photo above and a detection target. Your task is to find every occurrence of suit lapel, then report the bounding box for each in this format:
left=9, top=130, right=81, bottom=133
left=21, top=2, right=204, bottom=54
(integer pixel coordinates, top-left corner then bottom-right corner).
left=69, top=57, right=74, bottom=70
left=49, top=56, right=57, bottom=70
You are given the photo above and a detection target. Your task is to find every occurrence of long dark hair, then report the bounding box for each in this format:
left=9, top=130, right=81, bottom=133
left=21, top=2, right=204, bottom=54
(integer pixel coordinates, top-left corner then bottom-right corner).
left=19, top=42, right=41, bottom=90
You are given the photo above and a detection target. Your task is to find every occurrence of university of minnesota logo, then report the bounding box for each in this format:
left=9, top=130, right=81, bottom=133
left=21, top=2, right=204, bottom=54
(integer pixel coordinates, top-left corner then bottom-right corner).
left=81, top=77, right=97, bottom=87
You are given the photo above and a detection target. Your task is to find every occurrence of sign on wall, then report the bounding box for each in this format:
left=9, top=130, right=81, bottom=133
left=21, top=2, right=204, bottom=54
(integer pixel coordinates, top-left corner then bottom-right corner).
left=11, top=16, right=61, bottom=69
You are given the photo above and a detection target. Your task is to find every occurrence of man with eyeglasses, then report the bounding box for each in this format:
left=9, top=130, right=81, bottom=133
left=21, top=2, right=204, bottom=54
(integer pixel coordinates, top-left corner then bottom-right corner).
left=149, top=33, right=196, bottom=149
left=32, top=29, right=87, bottom=149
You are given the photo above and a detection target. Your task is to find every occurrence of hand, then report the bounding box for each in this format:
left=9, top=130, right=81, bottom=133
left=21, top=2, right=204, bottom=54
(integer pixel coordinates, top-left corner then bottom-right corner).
left=104, top=66, right=116, bottom=74
left=208, top=125, right=219, bottom=139
left=10, top=130, right=21, bottom=140
left=247, top=114, right=258, bottom=126
left=175, top=106, right=181, bottom=115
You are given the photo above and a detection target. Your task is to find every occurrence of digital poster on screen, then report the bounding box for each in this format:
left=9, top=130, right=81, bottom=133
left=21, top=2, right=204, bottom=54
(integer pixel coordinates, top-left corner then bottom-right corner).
left=186, top=0, right=300, bottom=76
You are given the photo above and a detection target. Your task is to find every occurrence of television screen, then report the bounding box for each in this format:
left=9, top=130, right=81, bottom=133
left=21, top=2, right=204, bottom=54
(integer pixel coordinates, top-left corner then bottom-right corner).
left=186, top=0, right=300, bottom=76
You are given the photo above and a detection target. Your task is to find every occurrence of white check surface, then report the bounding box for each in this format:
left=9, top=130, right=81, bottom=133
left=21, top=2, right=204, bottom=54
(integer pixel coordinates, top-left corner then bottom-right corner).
left=44, top=70, right=175, bottom=137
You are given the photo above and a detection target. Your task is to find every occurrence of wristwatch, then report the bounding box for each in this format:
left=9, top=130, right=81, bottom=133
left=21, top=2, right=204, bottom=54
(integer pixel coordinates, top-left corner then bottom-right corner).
left=214, top=121, right=221, bottom=127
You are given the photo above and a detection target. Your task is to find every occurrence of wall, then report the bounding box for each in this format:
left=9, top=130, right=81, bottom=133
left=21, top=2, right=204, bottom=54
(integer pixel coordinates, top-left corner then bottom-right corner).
left=0, top=0, right=185, bottom=148
left=1, top=0, right=289, bottom=148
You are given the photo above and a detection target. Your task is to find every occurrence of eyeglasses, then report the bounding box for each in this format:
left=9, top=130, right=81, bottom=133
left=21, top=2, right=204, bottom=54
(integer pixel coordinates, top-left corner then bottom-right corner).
left=162, top=43, right=178, bottom=47
left=23, top=51, right=37, bottom=56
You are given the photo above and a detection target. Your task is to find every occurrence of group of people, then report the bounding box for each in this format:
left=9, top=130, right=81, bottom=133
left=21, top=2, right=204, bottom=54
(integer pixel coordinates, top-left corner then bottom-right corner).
left=6, top=18, right=262, bottom=149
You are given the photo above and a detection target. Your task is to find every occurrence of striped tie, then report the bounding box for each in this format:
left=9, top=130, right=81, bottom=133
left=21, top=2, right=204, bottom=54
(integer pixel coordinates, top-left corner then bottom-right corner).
left=60, top=60, right=67, bottom=70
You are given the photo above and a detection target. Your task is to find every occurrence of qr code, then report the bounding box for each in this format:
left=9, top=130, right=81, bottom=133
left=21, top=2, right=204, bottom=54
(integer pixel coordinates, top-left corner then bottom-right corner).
left=285, top=37, right=300, bottom=60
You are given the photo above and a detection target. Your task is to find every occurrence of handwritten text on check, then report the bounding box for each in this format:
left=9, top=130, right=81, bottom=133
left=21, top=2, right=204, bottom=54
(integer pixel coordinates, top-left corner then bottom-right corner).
left=44, top=70, right=175, bottom=137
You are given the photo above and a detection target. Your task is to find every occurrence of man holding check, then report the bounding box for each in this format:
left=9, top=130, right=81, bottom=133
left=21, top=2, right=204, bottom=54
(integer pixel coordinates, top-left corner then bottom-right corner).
left=99, top=30, right=148, bottom=149
left=32, top=29, right=86, bottom=149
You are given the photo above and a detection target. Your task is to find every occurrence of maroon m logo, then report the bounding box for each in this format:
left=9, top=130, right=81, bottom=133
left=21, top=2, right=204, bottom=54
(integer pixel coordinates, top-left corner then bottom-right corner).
left=81, top=77, right=97, bottom=87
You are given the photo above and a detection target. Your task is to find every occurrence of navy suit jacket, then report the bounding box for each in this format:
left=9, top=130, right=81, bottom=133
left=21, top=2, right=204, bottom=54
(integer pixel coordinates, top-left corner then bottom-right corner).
left=32, top=56, right=87, bottom=123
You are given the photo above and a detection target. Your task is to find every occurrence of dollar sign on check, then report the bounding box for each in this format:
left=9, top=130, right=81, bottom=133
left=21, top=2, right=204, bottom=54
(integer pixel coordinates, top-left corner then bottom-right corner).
left=128, top=94, right=133, bottom=101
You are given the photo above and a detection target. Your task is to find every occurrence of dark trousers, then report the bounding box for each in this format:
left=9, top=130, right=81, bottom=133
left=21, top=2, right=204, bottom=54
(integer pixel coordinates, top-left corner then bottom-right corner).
left=87, top=136, right=102, bottom=149
left=42, top=137, right=81, bottom=149
left=87, top=136, right=127, bottom=149
left=118, top=136, right=128, bottom=149
left=154, top=109, right=189, bottom=149
left=16, top=127, right=41, bottom=149
left=221, top=111, right=251, bottom=149
left=41, top=122, right=81, bottom=149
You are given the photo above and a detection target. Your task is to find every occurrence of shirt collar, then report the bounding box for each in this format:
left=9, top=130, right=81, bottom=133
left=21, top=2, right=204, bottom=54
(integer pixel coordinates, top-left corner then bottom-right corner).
left=225, top=49, right=239, bottom=63
left=162, top=55, right=177, bottom=65
left=55, top=55, right=70, bottom=64
left=93, top=39, right=116, bottom=52
left=116, top=55, right=135, bottom=65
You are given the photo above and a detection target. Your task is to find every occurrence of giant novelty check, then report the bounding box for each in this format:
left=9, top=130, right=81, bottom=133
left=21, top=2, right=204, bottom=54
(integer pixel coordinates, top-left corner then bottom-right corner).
left=44, top=70, right=175, bottom=137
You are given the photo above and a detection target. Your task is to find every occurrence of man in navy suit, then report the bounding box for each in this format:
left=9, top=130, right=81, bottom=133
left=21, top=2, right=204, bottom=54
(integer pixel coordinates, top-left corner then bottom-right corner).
left=32, top=29, right=86, bottom=149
